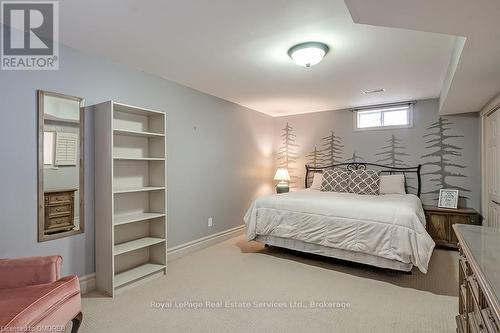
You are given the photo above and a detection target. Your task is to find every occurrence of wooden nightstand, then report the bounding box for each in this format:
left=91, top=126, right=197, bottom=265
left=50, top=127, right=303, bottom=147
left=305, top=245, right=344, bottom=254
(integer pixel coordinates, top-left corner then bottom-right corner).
left=423, top=206, right=482, bottom=249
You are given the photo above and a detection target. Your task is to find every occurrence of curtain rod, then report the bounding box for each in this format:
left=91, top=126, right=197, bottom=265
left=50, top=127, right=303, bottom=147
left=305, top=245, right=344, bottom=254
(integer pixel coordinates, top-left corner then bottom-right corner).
left=351, top=100, right=417, bottom=112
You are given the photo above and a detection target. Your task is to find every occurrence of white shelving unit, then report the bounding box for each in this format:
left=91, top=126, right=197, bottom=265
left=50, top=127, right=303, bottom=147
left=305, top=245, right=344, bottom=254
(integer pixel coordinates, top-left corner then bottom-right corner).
left=90, top=101, right=167, bottom=296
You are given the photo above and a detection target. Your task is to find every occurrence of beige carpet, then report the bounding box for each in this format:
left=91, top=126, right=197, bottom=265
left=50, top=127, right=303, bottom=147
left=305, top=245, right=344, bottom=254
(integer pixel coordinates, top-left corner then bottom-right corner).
left=81, top=236, right=459, bottom=333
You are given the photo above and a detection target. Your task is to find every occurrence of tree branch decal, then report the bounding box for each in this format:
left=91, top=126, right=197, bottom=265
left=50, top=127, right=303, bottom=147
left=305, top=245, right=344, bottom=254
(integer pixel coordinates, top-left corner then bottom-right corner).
left=374, top=135, right=416, bottom=191
left=375, top=135, right=409, bottom=167
left=319, top=131, right=343, bottom=165
left=420, top=117, right=470, bottom=201
left=305, top=146, right=323, bottom=167
left=277, top=122, right=300, bottom=187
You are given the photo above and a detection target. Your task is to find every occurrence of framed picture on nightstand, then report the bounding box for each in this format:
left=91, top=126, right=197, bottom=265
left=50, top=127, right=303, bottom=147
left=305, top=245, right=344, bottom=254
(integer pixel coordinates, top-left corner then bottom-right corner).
left=438, top=189, right=459, bottom=209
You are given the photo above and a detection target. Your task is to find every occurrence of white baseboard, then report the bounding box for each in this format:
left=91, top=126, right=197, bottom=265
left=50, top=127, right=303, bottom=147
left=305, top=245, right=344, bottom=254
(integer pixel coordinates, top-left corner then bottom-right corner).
left=167, top=225, right=246, bottom=262
left=115, top=270, right=166, bottom=296
left=79, top=225, right=245, bottom=294
left=79, top=273, right=96, bottom=295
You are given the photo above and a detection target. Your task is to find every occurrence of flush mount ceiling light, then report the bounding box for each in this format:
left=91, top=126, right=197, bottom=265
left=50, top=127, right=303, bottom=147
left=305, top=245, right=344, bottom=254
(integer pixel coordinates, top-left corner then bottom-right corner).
left=288, top=42, right=329, bottom=67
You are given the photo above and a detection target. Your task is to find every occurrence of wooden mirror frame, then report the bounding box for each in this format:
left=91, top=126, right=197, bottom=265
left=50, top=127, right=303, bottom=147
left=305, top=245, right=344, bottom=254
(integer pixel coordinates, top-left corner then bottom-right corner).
left=37, top=90, right=85, bottom=242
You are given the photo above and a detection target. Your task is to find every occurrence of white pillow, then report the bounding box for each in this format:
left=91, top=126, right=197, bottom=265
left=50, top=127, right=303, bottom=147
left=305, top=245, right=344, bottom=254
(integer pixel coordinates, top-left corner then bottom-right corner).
left=379, top=174, right=406, bottom=195
left=310, top=173, right=324, bottom=190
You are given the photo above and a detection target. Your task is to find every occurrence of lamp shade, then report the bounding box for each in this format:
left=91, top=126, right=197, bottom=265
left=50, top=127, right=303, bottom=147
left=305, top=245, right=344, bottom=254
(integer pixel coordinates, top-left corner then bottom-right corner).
left=274, top=168, right=290, bottom=181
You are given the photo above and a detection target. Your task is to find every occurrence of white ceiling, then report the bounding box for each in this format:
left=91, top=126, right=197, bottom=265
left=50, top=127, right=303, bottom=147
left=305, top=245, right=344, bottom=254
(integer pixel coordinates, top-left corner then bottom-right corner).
left=344, top=0, right=500, bottom=115
left=53, top=0, right=459, bottom=116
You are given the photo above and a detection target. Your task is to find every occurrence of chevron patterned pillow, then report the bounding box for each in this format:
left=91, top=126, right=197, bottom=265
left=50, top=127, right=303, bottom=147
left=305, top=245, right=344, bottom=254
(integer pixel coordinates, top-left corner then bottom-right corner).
left=321, top=168, right=351, bottom=192
left=349, top=170, right=381, bottom=195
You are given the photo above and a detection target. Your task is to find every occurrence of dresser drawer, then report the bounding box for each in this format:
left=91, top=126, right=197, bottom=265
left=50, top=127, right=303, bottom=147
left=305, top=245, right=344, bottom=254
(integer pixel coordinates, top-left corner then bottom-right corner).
left=457, top=314, right=467, bottom=333
left=469, top=275, right=481, bottom=304
left=460, top=284, right=467, bottom=315
left=460, top=256, right=471, bottom=277
left=47, top=204, right=72, bottom=217
left=469, top=307, right=487, bottom=333
left=469, top=280, right=488, bottom=333
left=45, top=215, right=74, bottom=229
left=482, top=308, right=500, bottom=333
left=46, top=192, right=74, bottom=204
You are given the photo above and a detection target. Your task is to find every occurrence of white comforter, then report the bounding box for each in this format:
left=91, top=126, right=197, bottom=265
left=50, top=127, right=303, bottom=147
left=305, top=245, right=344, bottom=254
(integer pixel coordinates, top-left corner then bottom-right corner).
left=244, top=190, right=435, bottom=273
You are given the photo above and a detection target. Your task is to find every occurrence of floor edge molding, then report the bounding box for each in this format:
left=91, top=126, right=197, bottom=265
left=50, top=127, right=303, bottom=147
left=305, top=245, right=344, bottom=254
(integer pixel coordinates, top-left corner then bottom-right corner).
left=167, top=225, right=246, bottom=262
left=79, top=273, right=96, bottom=295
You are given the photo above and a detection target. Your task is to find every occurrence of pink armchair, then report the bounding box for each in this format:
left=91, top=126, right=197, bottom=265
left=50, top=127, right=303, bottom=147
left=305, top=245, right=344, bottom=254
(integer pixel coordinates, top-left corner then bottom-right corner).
left=0, top=256, right=82, bottom=333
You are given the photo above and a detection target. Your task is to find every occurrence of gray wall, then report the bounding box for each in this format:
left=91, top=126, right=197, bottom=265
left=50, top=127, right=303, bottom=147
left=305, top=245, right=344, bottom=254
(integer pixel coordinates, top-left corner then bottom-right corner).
left=0, top=44, right=274, bottom=276
left=274, top=99, right=481, bottom=209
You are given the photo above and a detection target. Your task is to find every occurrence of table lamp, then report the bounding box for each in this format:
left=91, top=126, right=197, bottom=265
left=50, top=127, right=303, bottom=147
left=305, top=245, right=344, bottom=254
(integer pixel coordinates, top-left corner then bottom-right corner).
left=274, top=168, right=290, bottom=193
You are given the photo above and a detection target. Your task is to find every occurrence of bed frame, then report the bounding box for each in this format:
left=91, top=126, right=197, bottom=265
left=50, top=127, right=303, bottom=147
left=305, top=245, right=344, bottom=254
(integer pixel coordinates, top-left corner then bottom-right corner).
left=259, top=162, right=424, bottom=273
left=305, top=162, right=422, bottom=197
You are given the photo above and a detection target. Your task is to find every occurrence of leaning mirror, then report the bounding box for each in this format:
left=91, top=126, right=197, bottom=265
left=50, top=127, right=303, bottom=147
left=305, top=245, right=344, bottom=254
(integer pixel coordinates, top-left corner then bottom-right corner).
left=38, top=90, right=84, bottom=242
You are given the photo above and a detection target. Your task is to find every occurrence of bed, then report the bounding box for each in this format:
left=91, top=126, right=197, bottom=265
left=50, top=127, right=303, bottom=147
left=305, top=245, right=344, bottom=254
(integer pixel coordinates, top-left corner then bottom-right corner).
left=244, top=163, right=435, bottom=273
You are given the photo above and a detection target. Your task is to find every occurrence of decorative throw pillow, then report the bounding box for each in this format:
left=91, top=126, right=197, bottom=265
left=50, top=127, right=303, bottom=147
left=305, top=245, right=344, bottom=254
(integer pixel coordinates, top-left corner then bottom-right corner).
left=379, top=174, right=406, bottom=195
left=310, top=173, right=324, bottom=190
left=321, top=168, right=351, bottom=192
left=349, top=170, right=380, bottom=195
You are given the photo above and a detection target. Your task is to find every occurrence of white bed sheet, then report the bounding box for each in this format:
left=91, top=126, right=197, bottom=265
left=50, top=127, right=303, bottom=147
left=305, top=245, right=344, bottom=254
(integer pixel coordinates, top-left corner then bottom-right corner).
left=244, top=189, right=435, bottom=273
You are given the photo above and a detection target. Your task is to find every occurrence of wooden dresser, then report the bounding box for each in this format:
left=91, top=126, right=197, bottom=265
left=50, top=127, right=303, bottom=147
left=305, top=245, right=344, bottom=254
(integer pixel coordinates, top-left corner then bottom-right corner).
left=454, top=224, right=500, bottom=333
left=44, top=189, right=77, bottom=234
left=424, top=206, right=482, bottom=248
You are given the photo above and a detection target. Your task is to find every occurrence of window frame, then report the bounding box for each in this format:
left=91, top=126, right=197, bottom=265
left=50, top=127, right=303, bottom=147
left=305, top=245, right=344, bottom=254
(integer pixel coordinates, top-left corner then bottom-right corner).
left=353, top=104, right=414, bottom=131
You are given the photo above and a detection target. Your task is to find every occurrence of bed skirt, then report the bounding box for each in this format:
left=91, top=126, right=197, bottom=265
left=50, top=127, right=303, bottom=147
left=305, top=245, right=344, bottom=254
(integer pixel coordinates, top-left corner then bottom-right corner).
left=255, top=235, right=413, bottom=272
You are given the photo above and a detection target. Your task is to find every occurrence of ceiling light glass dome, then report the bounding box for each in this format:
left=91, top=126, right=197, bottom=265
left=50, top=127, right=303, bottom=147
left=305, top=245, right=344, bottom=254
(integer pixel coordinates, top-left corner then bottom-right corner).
left=288, top=42, right=329, bottom=67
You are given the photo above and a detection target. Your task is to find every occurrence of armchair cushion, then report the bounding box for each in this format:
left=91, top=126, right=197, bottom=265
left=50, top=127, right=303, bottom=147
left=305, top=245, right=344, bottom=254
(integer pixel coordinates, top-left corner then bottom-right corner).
left=0, top=256, right=62, bottom=289
left=0, top=275, right=81, bottom=330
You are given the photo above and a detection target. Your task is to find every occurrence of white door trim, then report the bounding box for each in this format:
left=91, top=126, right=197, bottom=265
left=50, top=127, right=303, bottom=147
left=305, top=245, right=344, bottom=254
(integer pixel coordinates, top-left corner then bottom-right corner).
left=481, top=93, right=500, bottom=225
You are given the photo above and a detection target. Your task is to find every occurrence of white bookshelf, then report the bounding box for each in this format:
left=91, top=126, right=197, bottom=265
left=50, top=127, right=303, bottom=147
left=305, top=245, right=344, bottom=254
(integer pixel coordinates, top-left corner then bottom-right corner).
left=90, top=101, right=167, bottom=296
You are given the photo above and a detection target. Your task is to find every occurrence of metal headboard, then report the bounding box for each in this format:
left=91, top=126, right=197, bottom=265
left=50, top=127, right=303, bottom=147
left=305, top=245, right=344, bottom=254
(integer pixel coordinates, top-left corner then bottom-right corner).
left=305, top=162, right=422, bottom=197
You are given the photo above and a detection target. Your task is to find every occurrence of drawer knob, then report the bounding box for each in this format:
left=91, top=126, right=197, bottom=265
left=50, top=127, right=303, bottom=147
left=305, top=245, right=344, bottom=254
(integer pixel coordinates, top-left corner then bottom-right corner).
left=489, top=315, right=499, bottom=331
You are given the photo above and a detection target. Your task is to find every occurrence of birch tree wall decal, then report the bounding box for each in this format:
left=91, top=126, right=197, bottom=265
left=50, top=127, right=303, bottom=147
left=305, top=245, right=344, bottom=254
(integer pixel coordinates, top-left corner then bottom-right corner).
left=345, top=151, right=365, bottom=163
left=375, top=135, right=409, bottom=167
left=421, top=117, right=470, bottom=201
left=319, top=131, right=343, bottom=165
left=277, top=122, right=300, bottom=187
left=305, top=146, right=323, bottom=167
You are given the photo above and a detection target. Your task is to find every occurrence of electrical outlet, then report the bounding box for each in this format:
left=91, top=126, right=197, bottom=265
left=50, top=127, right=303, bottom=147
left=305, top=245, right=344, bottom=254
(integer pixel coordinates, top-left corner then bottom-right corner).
left=208, top=217, right=213, bottom=227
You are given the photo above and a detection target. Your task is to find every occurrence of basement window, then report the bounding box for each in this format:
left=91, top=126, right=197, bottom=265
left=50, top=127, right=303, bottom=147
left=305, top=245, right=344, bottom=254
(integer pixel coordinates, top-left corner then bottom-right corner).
left=354, top=105, right=413, bottom=131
